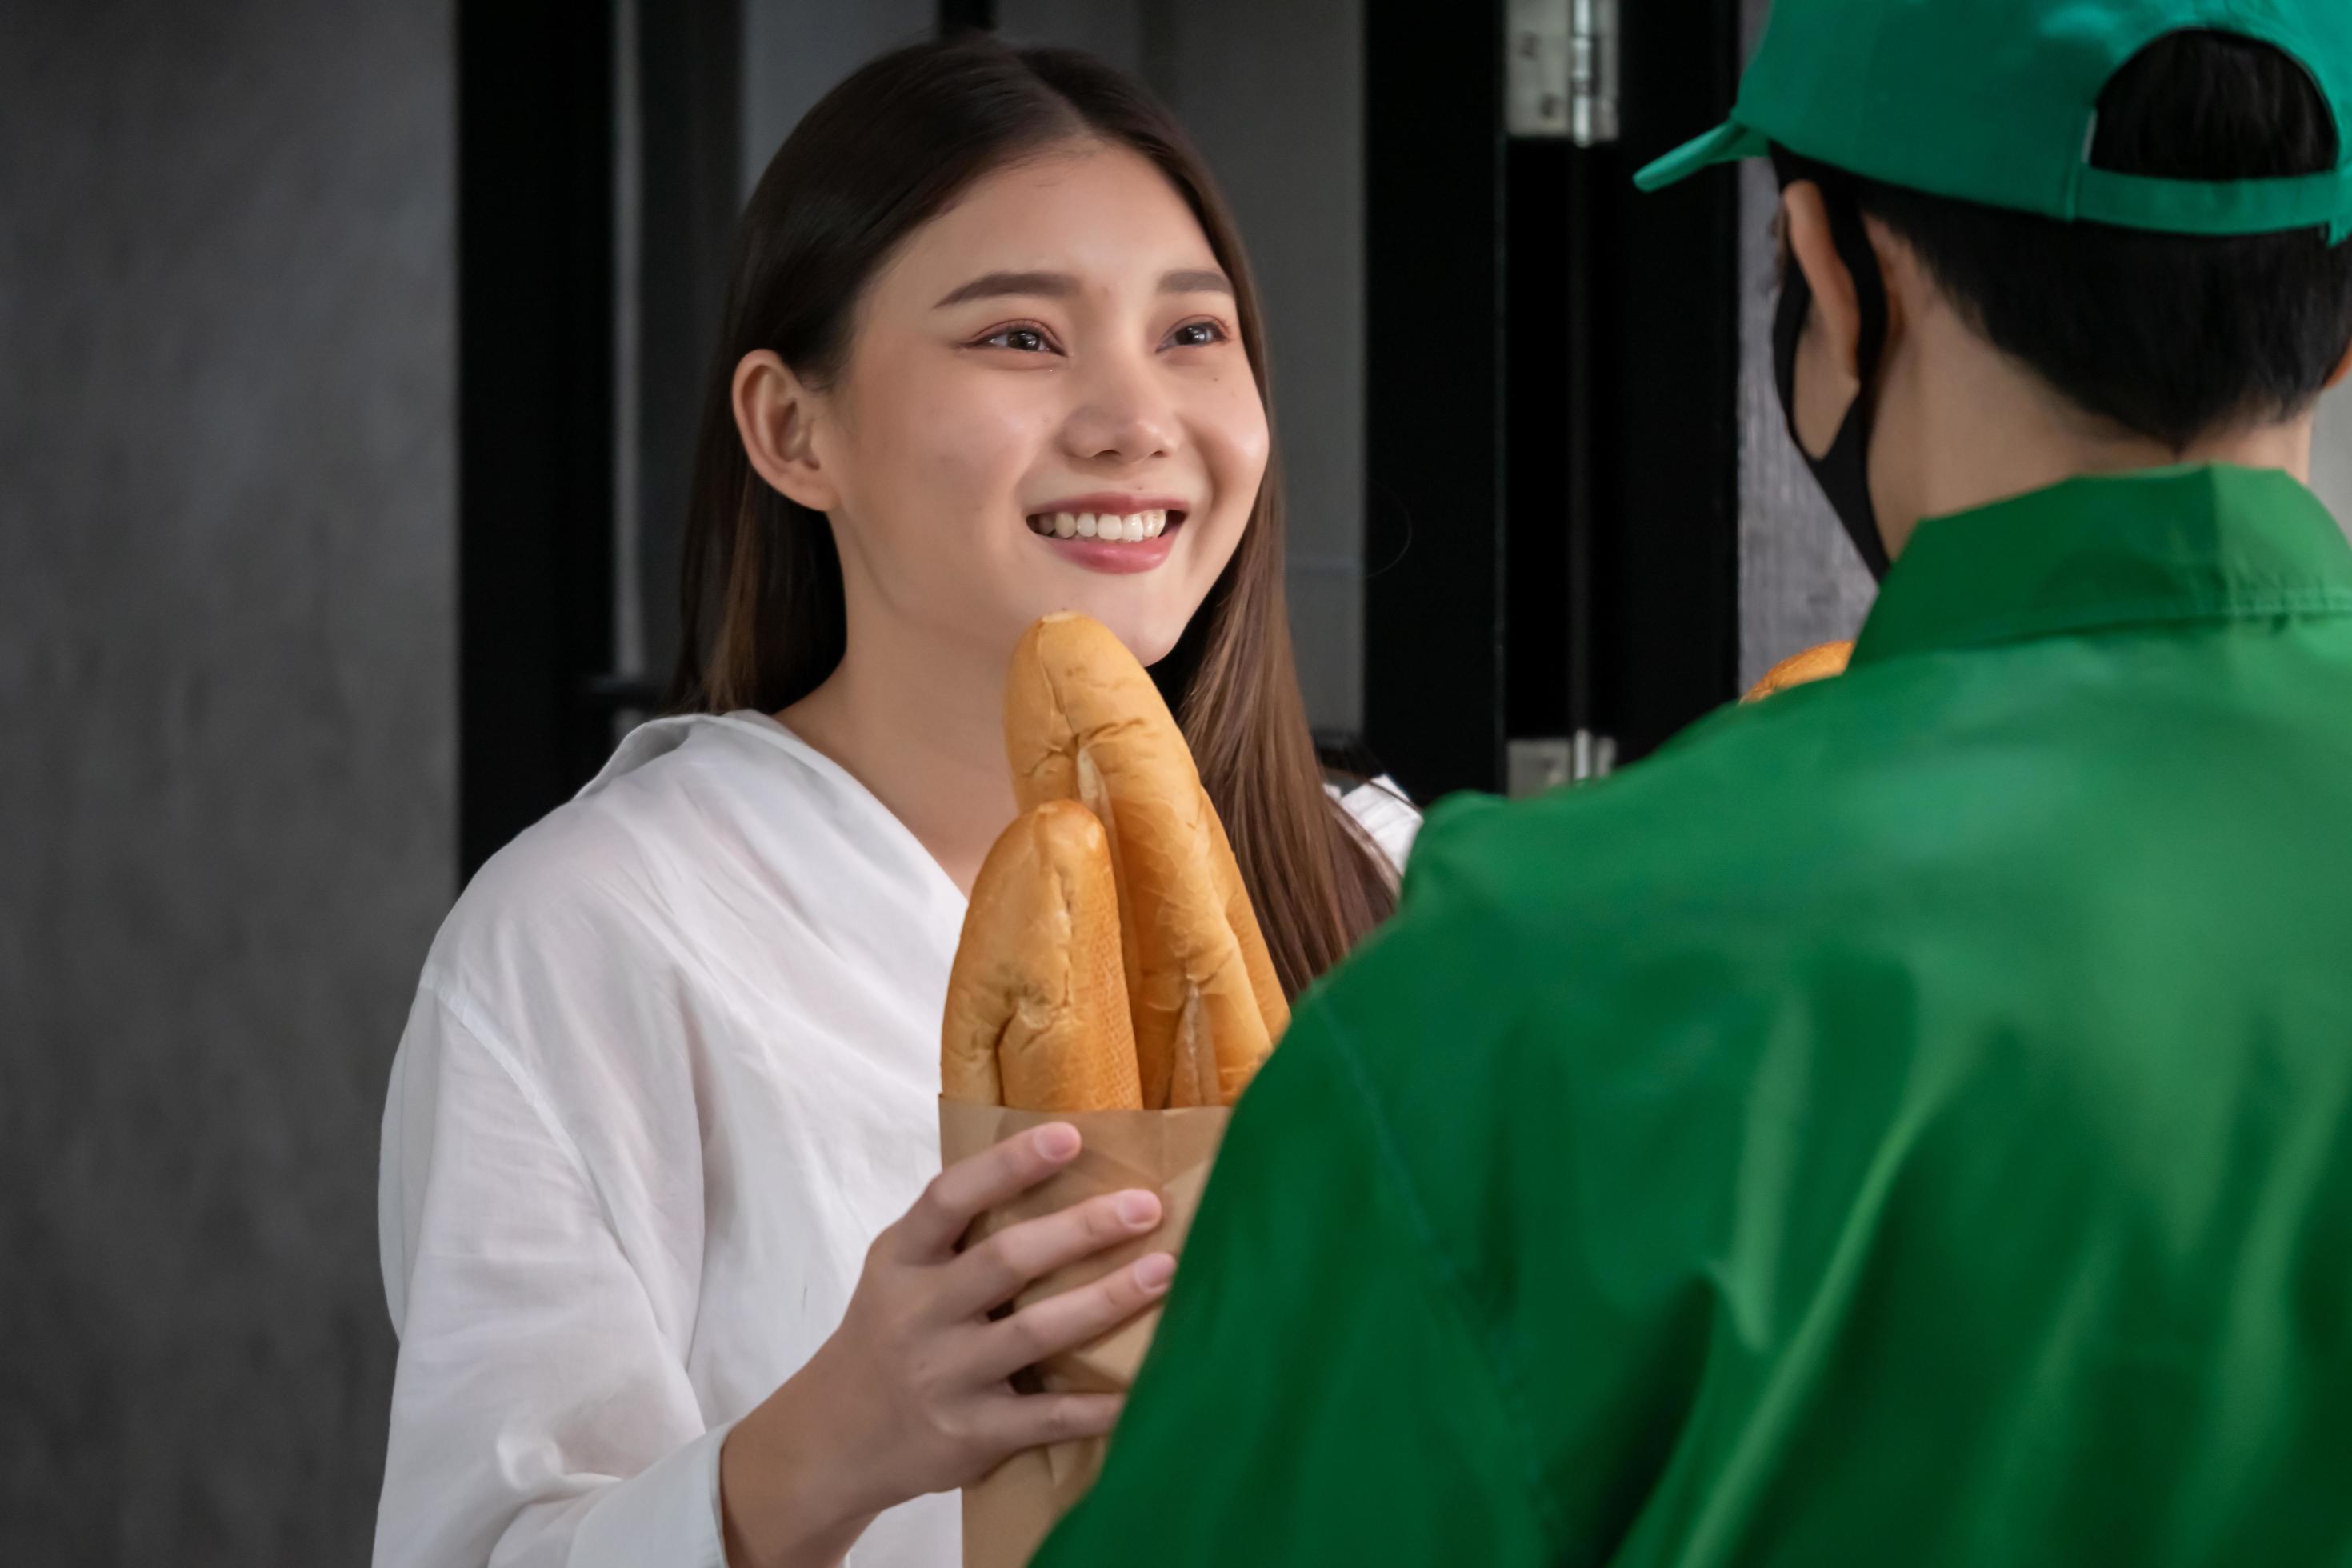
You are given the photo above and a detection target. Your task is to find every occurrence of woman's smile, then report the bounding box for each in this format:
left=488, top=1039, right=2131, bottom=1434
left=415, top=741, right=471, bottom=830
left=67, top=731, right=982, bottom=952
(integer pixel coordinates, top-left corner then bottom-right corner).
left=1022, top=492, right=1190, bottom=574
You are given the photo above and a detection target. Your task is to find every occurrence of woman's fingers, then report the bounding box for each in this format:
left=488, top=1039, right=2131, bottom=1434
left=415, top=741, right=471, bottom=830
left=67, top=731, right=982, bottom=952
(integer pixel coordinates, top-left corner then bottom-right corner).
left=939, top=1188, right=1164, bottom=1319
left=967, top=1252, right=1176, bottom=1383
left=888, top=1123, right=1083, bottom=1259
left=967, top=1390, right=1126, bottom=1455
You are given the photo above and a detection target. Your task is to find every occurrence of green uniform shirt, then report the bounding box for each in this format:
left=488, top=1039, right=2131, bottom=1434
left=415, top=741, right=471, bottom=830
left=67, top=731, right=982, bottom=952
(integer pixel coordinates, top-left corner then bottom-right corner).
left=1037, top=465, right=2352, bottom=1566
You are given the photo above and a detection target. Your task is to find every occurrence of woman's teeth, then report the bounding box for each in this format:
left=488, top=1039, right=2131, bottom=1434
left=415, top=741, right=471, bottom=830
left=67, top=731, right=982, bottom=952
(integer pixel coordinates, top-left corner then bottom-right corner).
left=1026, top=509, right=1173, bottom=542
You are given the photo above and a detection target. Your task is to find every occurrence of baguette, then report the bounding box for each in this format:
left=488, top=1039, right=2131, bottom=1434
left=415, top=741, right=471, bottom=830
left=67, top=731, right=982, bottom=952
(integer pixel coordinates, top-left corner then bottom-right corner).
left=1004, top=614, right=1286, bottom=1108
left=941, top=800, right=1142, bottom=1113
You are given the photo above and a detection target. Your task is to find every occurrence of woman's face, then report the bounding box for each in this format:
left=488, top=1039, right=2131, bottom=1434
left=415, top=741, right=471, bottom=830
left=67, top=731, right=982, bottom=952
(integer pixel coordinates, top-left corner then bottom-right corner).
left=795, top=142, right=1269, bottom=668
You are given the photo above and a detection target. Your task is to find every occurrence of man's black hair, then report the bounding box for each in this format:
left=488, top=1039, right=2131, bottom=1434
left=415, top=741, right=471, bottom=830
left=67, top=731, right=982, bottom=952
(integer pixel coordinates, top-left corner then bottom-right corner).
left=1782, top=30, right=2352, bottom=450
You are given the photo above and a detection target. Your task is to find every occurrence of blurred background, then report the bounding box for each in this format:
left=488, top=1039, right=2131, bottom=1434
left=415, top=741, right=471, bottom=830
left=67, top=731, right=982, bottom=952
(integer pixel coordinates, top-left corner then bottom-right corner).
left=4, top=0, right=2348, bottom=1560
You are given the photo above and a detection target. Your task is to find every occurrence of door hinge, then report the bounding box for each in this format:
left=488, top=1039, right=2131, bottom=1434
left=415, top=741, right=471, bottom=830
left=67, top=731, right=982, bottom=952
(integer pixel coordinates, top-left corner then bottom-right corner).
left=1506, top=0, right=1570, bottom=139
left=1570, top=0, right=1620, bottom=147
left=1506, top=0, right=1618, bottom=146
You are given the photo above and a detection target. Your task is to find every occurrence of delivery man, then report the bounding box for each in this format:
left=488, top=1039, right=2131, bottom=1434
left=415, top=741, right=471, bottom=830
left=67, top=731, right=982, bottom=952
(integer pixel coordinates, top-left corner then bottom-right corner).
left=1034, top=2, right=2352, bottom=1563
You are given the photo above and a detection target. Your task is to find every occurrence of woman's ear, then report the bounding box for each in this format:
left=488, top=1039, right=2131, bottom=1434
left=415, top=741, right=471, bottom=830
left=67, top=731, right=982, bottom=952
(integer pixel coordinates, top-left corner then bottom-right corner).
left=734, top=350, right=841, bottom=513
left=2327, top=337, right=2352, bottom=392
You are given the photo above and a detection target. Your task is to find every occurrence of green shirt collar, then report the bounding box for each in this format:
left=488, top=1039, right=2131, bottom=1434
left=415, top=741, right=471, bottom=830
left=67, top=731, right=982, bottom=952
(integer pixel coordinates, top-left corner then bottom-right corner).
left=1851, top=464, right=2352, bottom=669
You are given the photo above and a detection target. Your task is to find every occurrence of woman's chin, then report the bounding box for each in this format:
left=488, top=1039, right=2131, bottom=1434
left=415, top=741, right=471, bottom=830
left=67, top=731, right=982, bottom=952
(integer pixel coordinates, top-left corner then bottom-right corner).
left=1014, top=594, right=1190, bottom=669
left=1126, top=620, right=1186, bottom=669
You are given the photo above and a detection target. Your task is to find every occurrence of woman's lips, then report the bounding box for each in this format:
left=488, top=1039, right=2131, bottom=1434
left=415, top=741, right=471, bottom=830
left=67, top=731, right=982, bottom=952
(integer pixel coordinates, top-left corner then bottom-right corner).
left=1025, top=506, right=1186, bottom=575
left=1041, top=530, right=1178, bottom=574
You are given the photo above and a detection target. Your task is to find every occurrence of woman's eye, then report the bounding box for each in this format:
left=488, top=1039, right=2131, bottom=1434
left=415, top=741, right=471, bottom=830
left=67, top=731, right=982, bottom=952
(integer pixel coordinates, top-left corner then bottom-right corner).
left=1167, top=319, right=1228, bottom=349
left=980, top=326, right=1054, bottom=353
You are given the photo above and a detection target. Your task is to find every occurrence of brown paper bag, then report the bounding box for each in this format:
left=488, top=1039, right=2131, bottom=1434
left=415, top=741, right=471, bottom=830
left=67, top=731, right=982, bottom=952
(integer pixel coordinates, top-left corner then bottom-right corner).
left=938, top=1097, right=1230, bottom=1568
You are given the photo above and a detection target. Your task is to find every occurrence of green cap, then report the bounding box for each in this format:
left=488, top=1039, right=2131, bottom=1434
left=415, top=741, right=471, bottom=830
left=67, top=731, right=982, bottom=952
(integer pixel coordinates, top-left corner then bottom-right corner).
left=1636, top=1, right=2352, bottom=244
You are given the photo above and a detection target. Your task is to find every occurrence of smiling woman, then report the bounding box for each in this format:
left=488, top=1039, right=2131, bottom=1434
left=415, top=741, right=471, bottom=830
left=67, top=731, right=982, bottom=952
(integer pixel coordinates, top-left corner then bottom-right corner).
left=718, top=142, right=1270, bottom=794
left=374, top=33, right=1414, bottom=1568
left=685, top=51, right=1398, bottom=942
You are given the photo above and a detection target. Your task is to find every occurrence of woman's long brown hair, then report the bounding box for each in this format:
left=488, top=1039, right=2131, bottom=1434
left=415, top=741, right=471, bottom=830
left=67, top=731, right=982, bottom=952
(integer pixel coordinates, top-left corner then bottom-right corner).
left=668, top=34, right=1395, bottom=998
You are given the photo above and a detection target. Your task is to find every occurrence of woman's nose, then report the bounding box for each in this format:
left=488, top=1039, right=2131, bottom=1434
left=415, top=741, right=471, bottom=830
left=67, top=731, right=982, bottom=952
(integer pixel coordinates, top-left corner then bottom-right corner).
left=1061, top=351, right=1178, bottom=464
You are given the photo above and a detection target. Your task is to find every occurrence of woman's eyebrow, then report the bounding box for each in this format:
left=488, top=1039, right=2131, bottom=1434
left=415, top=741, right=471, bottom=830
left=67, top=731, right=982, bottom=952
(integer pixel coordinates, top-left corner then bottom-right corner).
left=1159, top=268, right=1232, bottom=296
left=933, top=267, right=1234, bottom=308
left=934, top=270, right=1078, bottom=308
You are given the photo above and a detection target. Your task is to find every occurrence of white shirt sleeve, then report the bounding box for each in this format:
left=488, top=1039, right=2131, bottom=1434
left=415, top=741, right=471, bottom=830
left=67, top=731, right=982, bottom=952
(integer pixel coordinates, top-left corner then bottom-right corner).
left=1334, top=775, right=1423, bottom=880
left=375, top=981, right=728, bottom=1568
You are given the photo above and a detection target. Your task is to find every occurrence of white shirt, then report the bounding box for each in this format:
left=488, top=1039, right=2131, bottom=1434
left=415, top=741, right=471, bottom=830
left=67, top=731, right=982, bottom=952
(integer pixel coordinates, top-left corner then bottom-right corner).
left=374, top=713, right=1418, bottom=1568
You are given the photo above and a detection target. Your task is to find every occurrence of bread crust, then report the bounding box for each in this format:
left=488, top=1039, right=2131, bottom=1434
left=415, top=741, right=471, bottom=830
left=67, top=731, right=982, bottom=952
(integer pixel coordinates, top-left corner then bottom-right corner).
left=1004, top=614, right=1286, bottom=1108
left=1742, top=640, right=1854, bottom=703
left=941, top=800, right=1142, bottom=1113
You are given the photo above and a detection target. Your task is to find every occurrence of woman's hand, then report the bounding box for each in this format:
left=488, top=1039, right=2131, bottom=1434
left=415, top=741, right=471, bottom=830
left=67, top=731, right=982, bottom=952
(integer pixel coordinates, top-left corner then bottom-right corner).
left=719, top=1122, right=1173, bottom=1568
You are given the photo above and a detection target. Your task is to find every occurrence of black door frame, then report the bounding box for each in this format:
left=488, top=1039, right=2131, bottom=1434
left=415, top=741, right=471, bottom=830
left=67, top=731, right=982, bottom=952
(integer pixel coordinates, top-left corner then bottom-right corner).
left=457, top=0, right=741, bottom=882
left=457, top=0, right=618, bottom=879
left=1363, top=0, right=1743, bottom=803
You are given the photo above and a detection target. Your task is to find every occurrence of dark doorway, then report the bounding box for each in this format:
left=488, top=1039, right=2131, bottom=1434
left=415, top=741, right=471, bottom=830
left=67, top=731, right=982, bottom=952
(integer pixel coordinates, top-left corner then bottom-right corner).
left=457, top=0, right=740, bottom=880
left=456, top=0, right=618, bottom=878
left=1363, top=0, right=1743, bottom=802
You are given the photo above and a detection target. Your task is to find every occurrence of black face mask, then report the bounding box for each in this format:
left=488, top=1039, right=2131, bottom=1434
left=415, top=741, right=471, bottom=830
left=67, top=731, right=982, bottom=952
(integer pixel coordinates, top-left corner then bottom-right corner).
left=1770, top=160, right=1894, bottom=582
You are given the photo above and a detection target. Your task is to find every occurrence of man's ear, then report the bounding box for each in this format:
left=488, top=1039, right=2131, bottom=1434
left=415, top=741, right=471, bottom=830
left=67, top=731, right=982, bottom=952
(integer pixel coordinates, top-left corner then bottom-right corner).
left=1782, top=181, right=1915, bottom=458
left=1783, top=182, right=1862, bottom=380
left=1782, top=182, right=1915, bottom=373
left=2326, top=337, right=2352, bottom=392
left=734, top=350, right=840, bottom=513
left=1782, top=181, right=1864, bottom=457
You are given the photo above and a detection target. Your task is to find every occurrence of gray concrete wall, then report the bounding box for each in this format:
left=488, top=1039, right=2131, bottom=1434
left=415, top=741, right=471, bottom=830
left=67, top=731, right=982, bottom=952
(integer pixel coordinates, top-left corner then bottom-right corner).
left=1736, top=0, right=1876, bottom=687
left=740, top=0, right=934, bottom=204
left=2314, top=386, right=2352, bottom=531
left=1737, top=151, right=1879, bottom=686
left=0, top=1, right=454, bottom=1561
left=998, top=0, right=1145, bottom=74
